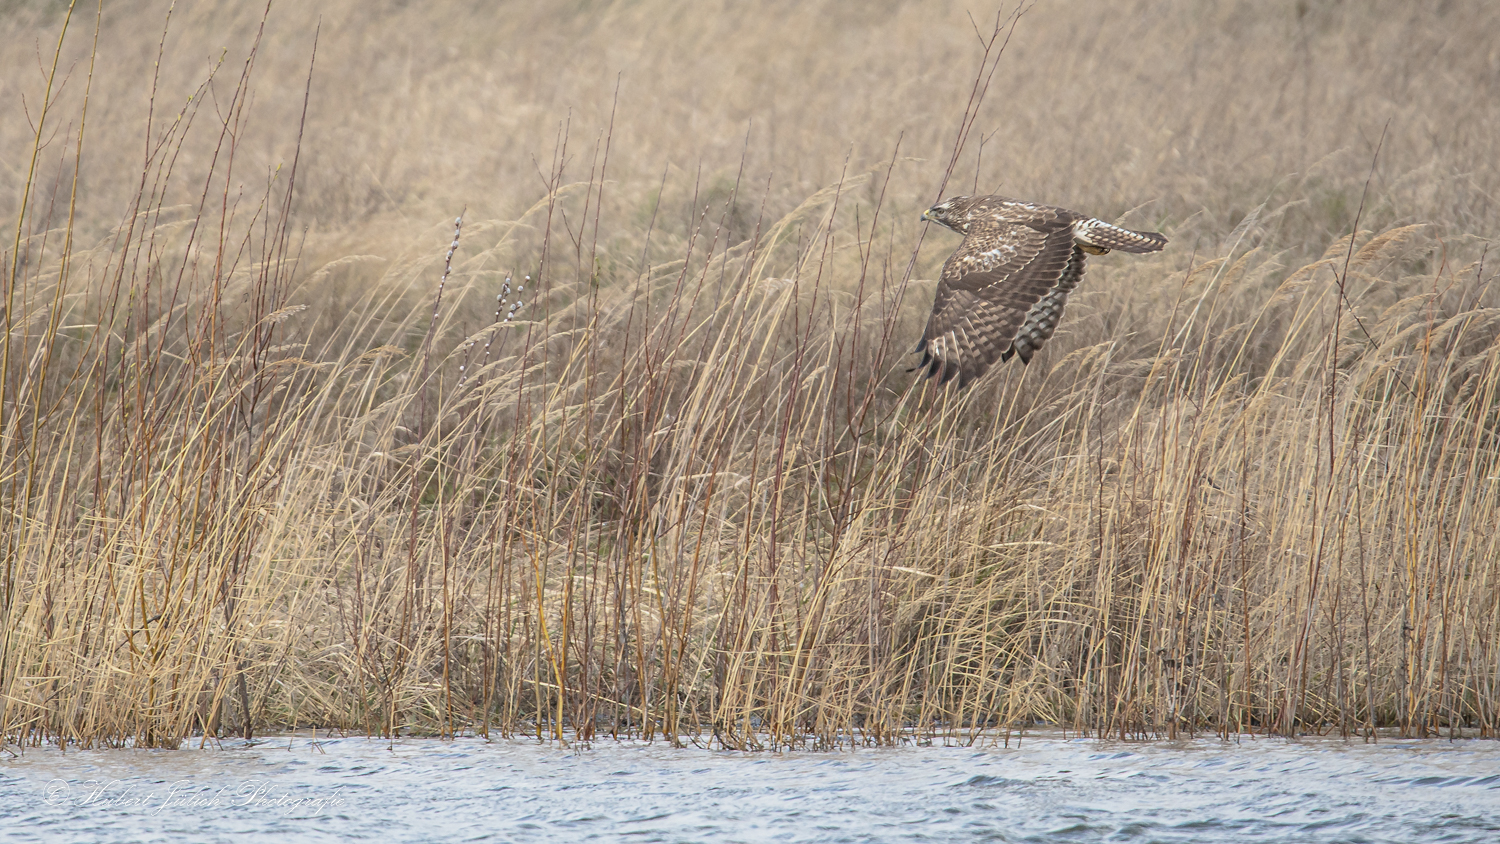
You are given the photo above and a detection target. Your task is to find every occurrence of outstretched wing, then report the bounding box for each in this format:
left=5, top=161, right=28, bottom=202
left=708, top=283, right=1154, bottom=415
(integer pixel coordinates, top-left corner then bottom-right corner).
left=915, top=218, right=1076, bottom=388
left=1004, top=244, right=1087, bottom=364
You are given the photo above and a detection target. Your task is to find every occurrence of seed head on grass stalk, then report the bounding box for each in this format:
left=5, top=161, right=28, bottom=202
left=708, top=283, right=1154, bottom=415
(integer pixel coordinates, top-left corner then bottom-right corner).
left=416, top=213, right=463, bottom=427
left=458, top=274, right=526, bottom=390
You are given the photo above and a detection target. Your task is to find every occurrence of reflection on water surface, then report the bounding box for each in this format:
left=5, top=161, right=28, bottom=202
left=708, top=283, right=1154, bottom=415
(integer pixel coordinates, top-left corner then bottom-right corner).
left=4, top=733, right=1498, bottom=843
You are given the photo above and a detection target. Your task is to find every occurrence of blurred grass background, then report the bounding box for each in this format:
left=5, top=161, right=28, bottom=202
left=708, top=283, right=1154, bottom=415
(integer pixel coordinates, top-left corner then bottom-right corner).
left=2, top=0, right=1498, bottom=747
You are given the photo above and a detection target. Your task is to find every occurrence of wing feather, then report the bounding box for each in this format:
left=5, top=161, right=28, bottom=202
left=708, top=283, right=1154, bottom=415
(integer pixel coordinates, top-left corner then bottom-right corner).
left=916, top=219, right=1075, bottom=387
left=1004, top=245, right=1088, bottom=364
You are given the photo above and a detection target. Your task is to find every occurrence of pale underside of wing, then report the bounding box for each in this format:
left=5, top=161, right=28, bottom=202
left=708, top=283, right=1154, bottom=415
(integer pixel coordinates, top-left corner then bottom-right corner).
left=915, top=220, right=1076, bottom=388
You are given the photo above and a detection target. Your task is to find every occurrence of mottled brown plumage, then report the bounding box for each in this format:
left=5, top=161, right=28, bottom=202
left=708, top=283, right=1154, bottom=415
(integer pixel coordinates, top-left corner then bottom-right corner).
left=916, top=195, right=1167, bottom=388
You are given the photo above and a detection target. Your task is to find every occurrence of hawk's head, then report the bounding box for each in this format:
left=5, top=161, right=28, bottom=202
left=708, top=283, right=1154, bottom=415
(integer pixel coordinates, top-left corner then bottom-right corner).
left=921, top=196, right=975, bottom=234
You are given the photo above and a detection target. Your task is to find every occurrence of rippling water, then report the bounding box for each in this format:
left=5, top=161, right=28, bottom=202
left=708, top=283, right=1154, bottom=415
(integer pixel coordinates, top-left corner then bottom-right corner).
left=4, top=732, right=1498, bottom=843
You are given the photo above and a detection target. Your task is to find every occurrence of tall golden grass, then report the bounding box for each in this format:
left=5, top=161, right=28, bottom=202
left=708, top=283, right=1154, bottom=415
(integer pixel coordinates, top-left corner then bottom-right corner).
left=2, top=0, right=1498, bottom=748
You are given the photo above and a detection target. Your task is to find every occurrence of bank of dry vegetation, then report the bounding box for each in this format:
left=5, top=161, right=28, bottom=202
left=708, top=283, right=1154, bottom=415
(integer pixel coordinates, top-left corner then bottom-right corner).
left=2, top=0, right=1498, bottom=748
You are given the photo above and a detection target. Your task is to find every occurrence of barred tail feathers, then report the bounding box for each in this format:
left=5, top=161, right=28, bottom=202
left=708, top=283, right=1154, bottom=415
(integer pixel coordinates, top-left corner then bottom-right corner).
left=1073, top=218, right=1168, bottom=254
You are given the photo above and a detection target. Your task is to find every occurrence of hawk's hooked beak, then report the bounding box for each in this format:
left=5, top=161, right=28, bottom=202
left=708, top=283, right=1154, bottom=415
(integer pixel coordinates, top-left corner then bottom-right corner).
left=921, top=208, right=932, bottom=222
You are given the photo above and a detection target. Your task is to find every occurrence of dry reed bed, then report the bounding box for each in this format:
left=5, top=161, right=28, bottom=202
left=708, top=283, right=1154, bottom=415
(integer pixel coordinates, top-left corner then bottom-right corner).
left=2, top=1, right=1498, bottom=748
